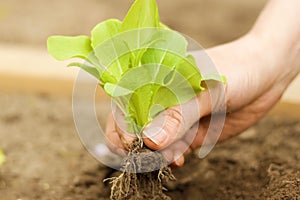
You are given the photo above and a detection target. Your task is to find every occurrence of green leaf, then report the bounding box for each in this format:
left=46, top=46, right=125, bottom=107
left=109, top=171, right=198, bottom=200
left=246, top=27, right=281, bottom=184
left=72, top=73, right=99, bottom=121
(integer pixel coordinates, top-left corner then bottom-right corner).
left=122, top=0, right=160, bottom=31
left=159, top=22, right=169, bottom=29
left=91, top=19, right=122, bottom=49
left=0, top=149, right=5, bottom=166
left=128, top=84, right=161, bottom=129
left=93, top=34, right=130, bottom=80
left=68, top=62, right=100, bottom=80
left=47, top=36, right=92, bottom=61
left=100, top=71, right=118, bottom=84
left=163, top=69, right=176, bottom=85
left=150, top=29, right=187, bottom=56
left=202, top=73, right=227, bottom=83
left=151, top=86, right=178, bottom=114
left=141, top=29, right=188, bottom=67
left=141, top=50, right=203, bottom=95
left=142, top=50, right=181, bottom=70
left=109, top=64, right=200, bottom=130
left=104, top=82, right=133, bottom=97
left=174, top=56, right=204, bottom=93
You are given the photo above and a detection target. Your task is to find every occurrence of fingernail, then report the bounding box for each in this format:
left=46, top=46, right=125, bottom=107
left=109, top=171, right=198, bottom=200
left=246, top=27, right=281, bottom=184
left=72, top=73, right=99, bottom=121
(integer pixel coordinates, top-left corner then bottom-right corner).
left=175, top=159, right=181, bottom=166
left=174, top=152, right=183, bottom=166
left=143, top=127, right=168, bottom=145
left=161, top=149, right=173, bottom=163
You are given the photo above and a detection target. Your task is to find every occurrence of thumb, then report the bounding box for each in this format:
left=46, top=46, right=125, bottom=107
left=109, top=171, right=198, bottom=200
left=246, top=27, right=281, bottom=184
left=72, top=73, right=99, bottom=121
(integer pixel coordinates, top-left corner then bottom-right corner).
left=143, top=91, right=211, bottom=150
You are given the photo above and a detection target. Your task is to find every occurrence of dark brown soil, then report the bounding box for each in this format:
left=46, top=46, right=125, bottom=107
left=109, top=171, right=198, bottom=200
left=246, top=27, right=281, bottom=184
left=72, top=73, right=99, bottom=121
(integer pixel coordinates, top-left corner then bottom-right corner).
left=0, top=93, right=299, bottom=200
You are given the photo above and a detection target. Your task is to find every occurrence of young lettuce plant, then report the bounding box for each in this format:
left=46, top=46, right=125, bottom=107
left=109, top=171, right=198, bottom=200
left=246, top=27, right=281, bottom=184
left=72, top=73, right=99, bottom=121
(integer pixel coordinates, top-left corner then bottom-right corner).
left=47, top=0, right=224, bottom=139
left=47, top=0, right=224, bottom=199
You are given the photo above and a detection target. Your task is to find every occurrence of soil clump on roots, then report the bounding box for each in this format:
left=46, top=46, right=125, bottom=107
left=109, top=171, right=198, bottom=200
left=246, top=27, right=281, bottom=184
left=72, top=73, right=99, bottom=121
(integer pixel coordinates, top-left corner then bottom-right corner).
left=106, top=139, right=175, bottom=200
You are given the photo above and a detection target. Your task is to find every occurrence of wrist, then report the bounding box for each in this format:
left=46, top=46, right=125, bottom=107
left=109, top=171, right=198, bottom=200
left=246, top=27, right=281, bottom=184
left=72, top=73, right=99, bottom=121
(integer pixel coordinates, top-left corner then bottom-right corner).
left=246, top=29, right=300, bottom=83
left=248, top=0, right=300, bottom=82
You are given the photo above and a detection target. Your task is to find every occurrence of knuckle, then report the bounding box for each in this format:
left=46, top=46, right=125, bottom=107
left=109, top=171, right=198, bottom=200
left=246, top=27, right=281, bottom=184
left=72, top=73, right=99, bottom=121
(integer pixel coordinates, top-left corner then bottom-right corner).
left=166, top=107, right=183, bottom=127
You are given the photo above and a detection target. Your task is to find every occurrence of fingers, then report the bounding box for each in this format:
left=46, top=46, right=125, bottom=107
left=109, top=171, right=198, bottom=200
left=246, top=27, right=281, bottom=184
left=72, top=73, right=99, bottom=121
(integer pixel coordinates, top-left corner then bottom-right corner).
left=172, top=155, right=185, bottom=168
left=105, top=90, right=214, bottom=167
left=106, top=105, right=138, bottom=154
left=105, top=114, right=127, bottom=156
left=115, top=125, right=136, bottom=149
left=161, top=139, right=192, bottom=167
left=106, top=109, right=193, bottom=167
left=143, top=91, right=211, bottom=150
left=187, top=96, right=275, bottom=152
left=143, top=106, right=183, bottom=150
left=113, top=108, right=136, bottom=148
left=161, top=115, right=224, bottom=167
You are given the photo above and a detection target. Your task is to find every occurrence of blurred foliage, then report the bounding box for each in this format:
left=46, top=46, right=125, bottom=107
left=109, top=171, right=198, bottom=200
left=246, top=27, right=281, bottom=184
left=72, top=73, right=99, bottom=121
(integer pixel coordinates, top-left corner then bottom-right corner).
left=0, top=148, right=5, bottom=166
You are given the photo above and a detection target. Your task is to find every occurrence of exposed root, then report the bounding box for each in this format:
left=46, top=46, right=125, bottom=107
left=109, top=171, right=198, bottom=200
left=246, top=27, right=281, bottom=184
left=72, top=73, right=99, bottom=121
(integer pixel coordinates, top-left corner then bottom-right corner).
left=105, top=139, right=175, bottom=200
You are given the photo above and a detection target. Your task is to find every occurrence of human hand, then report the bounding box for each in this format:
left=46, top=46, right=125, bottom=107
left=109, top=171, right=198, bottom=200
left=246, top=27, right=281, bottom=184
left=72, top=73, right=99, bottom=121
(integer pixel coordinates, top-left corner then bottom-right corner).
left=105, top=30, right=299, bottom=166
left=105, top=0, right=300, bottom=167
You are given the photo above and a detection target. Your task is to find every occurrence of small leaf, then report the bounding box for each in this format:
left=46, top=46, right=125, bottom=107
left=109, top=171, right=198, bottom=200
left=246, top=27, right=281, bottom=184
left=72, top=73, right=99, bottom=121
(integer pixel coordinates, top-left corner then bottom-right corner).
left=93, top=34, right=130, bottom=80
left=104, top=83, right=133, bottom=97
left=100, top=71, right=118, bottom=84
left=68, top=62, right=100, bottom=80
left=91, top=19, right=122, bottom=49
left=128, top=84, right=160, bottom=128
left=202, top=73, right=227, bottom=83
left=47, top=36, right=92, bottom=61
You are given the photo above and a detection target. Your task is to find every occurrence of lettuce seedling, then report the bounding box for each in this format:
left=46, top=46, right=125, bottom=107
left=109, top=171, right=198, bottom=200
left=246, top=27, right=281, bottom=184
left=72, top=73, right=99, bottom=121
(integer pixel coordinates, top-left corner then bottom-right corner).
left=47, top=0, right=224, bottom=137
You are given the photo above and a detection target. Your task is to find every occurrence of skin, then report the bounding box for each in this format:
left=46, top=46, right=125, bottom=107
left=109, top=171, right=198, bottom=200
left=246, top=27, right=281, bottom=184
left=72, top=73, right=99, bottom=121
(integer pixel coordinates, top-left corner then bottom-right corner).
left=106, top=0, right=300, bottom=167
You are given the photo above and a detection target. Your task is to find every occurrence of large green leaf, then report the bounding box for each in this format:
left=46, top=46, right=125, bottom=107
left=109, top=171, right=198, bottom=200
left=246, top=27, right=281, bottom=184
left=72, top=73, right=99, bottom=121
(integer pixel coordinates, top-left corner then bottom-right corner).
left=151, top=86, right=178, bottom=116
left=174, top=56, right=203, bottom=93
left=149, top=29, right=187, bottom=56
left=47, top=36, right=92, bottom=61
left=93, top=29, right=171, bottom=82
left=140, top=29, right=188, bottom=70
left=91, top=19, right=122, bottom=49
left=93, top=34, right=130, bottom=79
left=141, top=50, right=204, bottom=93
left=68, top=62, right=100, bottom=80
left=128, top=84, right=160, bottom=129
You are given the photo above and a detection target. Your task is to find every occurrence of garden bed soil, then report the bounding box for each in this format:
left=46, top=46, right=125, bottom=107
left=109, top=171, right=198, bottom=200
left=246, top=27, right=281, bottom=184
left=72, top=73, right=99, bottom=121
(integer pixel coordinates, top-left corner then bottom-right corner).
left=0, top=93, right=299, bottom=199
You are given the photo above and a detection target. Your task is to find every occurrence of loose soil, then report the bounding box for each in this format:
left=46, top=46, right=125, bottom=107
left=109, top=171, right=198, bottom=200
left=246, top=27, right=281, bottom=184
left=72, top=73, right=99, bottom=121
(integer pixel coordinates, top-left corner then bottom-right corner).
left=0, top=93, right=299, bottom=199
